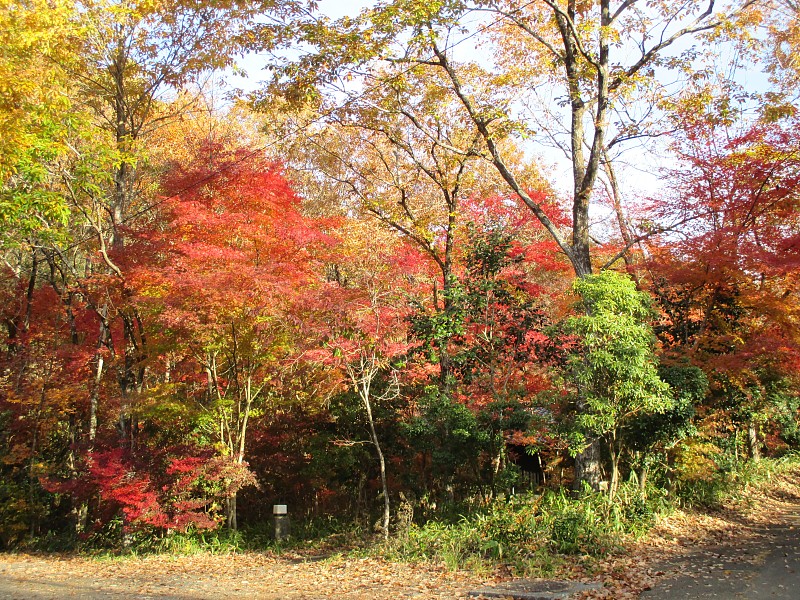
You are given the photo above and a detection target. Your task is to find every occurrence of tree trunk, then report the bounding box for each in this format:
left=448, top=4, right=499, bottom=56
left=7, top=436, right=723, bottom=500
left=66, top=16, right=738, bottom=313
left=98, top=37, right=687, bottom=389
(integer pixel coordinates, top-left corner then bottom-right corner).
left=573, top=436, right=603, bottom=493
left=89, top=310, right=109, bottom=445
left=362, top=389, right=389, bottom=539
left=572, top=381, right=603, bottom=492
left=608, top=435, right=620, bottom=498
left=602, top=150, right=642, bottom=277
left=437, top=273, right=456, bottom=395
left=634, top=451, right=648, bottom=495
left=537, top=453, right=546, bottom=485
left=354, top=471, right=367, bottom=523
left=638, top=465, right=648, bottom=494
left=227, top=492, right=238, bottom=531
left=376, top=436, right=390, bottom=540
left=28, top=383, right=46, bottom=537
left=748, top=423, right=761, bottom=462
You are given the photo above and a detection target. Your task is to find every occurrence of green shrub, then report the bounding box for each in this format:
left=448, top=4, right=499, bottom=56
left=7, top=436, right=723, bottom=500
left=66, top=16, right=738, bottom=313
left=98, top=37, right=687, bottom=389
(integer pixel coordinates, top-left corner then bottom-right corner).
left=673, top=451, right=800, bottom=509
left=388, top=485, right=669, bottom=573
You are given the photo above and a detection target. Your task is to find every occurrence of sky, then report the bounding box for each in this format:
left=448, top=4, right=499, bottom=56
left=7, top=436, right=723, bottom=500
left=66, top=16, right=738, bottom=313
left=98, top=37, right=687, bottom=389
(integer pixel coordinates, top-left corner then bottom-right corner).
left=319, top=0, right=373, bottom=19
left=232, top=0, right=374, bottom=89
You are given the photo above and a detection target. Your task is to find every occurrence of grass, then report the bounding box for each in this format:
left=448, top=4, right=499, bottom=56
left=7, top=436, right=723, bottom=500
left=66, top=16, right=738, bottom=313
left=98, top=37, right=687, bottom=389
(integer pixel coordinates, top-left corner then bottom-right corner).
left=380, top=454, right=800, bottom=576
left=674, top=451, right=800, bottom=509
left=381, top=481, right=667, bottom=576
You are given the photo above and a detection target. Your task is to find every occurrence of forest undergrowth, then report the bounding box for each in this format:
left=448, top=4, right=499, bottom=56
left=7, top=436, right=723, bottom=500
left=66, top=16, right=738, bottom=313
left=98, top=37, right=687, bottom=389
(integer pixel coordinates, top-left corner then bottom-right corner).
left=16, top=453, right=798, bottom=587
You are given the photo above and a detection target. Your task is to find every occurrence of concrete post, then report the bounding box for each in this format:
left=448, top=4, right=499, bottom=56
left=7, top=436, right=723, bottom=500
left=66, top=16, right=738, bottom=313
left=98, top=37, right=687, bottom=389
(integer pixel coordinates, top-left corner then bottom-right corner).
left=273, top=504, right=289, bottom=541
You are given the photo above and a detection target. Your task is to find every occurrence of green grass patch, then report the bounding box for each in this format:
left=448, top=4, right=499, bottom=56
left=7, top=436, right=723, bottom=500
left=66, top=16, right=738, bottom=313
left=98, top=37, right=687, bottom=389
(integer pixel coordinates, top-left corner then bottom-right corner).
left=384, top=481, right=669, bottom=575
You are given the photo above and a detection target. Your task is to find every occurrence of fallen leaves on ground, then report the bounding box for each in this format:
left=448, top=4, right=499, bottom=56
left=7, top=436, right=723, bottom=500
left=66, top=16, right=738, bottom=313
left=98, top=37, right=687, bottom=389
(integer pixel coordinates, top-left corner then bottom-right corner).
left=0, top=552, right=492, bottom=599
left=569, top=465, right=800, bottom=598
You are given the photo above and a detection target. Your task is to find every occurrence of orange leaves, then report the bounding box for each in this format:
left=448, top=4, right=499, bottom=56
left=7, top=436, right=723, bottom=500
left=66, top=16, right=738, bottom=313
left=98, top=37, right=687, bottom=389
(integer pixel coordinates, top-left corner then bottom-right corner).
left=649, top=120, right=800, bottom=365
left=657, top=121, right=800, bottom=278
left=0, top=552, right=487, bottom=599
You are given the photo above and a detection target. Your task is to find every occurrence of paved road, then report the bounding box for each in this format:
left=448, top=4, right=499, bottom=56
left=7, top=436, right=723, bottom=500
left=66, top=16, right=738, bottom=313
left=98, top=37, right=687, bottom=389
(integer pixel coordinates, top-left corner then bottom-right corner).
left=641, top=510, right=800, bottom=599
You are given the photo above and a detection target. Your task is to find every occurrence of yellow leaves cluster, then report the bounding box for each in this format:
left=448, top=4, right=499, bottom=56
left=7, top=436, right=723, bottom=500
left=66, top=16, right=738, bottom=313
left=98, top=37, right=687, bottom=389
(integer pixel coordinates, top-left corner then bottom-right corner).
left=673, top=439, right=723, bottom=483
left=0, top=0, right=78, bottom=181
left=330, top=217, right=412, bottom=286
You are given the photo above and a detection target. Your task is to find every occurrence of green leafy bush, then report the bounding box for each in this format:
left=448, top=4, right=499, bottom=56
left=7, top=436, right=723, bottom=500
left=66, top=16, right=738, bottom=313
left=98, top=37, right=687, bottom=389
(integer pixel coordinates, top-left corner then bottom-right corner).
left=388, top=484, right=669, bottom=573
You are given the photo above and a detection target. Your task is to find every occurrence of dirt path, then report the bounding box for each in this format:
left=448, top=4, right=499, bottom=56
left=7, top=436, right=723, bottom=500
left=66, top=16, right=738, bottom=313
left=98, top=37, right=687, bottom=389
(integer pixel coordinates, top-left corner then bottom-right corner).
left=0, top=552, right=487, bottom=599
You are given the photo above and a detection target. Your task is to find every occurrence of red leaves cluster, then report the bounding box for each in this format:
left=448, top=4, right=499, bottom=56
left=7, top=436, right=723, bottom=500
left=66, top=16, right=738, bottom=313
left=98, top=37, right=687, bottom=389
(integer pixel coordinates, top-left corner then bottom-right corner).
left=652, top=122, right=798, bottom=293
left=654, top=122, right=800, bottom=286
left=460, top=192, right=572, bottom=280
left=88, top=449, right=166, bottom=529
left=44, top=449, right=257, bottom=532
left=644, top=119, right=800, bottom=433
left=132, top=144, right=331, bottom=341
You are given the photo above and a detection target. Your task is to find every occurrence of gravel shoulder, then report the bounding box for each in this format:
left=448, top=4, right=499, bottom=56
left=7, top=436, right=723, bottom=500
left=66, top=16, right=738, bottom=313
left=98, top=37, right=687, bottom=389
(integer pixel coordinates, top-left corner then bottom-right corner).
left=639, top=507, right=800, bottom=599
left=572, top=466, right=800, bottom=599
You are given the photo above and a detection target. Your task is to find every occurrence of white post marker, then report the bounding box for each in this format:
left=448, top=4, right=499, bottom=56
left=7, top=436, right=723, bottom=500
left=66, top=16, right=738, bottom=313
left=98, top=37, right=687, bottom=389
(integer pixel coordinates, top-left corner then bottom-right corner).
left=273, top=504, right=289, bottom=541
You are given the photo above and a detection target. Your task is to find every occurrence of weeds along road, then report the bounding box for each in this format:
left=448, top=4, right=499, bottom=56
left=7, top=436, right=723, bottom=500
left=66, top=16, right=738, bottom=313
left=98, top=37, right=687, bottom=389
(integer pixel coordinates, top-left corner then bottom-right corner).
left=3, top=470, right=800, bottom=600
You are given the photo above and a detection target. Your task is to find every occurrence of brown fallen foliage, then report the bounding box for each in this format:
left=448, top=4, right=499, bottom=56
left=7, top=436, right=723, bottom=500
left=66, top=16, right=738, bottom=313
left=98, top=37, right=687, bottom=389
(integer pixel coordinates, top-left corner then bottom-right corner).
left=0, top=551, right=492, bottom=599
left=568, top=463, right=800, bottom=599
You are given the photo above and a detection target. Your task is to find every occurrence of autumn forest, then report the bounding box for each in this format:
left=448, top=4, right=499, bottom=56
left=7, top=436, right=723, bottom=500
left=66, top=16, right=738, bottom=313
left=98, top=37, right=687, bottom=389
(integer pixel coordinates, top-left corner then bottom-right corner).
left=1, top=0, right=799, bottom=562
